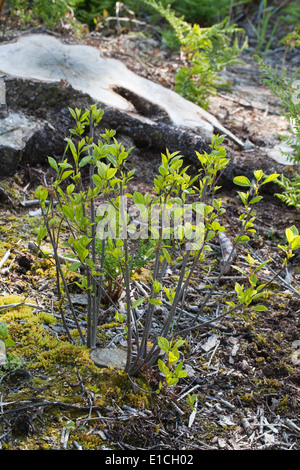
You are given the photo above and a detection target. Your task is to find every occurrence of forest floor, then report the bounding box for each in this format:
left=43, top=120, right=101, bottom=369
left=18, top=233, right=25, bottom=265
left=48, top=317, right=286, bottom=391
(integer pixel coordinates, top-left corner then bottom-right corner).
left=0, top=15, right=300, bottom=451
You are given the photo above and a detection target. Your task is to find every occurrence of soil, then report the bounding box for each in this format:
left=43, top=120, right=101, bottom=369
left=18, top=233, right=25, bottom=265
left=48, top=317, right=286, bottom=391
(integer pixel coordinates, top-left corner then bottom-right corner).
left=0, top=15, right=299, bottom=451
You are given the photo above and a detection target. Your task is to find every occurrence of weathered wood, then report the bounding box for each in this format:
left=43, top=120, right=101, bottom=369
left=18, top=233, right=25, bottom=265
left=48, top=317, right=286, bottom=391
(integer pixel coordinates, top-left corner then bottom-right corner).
left=0, top=34, right=244, bottom=146
left=0, top=35, right=293, bottom=186
left=2, top=77, right=212, bottom=176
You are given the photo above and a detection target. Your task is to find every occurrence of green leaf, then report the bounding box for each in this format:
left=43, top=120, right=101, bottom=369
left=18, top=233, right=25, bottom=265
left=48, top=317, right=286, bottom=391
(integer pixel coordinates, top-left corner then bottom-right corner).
left=176, top=369, right=188, bottom=378
left=167, top=377, right=179, bottom=386
left=66, top=138, right=79, bottom=163
left=148, top=298, right=162, bottom=306
left=231, top=265, right=246, bottom=275
left=286, top=227, right=295, bottom=244
left=66, top=184, right=75, bottom=196
left=169, top=349, right=179, bottom=365
left=106, top=168, right=118, bottom=179
left=133, top=191, right=145, bottom=206
left=92, top=174, right=102, bottom=185
left=253, top=169, right=264, bottom=182
left=250, top=273, right=257, bottom=286
left=254, top=259, right=271, bottom=271
left=249, top=195, right=263, bottom=204
left=289, top=225, right=299, bottom=237
left=61, top=170, right=73, bottom=181
left=79, top=155, right=93, bottom=167
left=261, top=174, right=280, bottom=185
left=251, top=305, right=268, bottom=311
left=172, top=339, right=185, bottom=351
left=48, top=156, right=59, bottom=173
left=37, top=225, right=47, bottom=244
left=158, top=336, right=169, bottom=353
left=233, top=176, right=252, bottom=187
left=62, top=205, right=74, bottom=220
left=174, top=361, right=184, bottom=373
left=131, top=297, right=146, bottom=309
left=158, top=359, right=169, bottom=375
left=237, top=191, right=248, bottom=205
left=234, top=235, right=250, bottom=243
left=5, top=338, right=15, bottom=347
left=69, top=261, right=81, bottom=271
left=291, top=236, right=300, bottom=251
left=74, top=205, right=83, bottom=221
left=68, top=107, right=77, bottom=120
left=0, top=323, right=9, bottom=340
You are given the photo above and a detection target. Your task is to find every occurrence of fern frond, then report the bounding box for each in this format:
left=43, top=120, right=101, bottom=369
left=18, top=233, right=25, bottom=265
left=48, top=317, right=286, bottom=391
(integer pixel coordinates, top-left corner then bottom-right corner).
left=275, top=173, right=300, bottom=210
left=143, top=0, right=247, bottom=108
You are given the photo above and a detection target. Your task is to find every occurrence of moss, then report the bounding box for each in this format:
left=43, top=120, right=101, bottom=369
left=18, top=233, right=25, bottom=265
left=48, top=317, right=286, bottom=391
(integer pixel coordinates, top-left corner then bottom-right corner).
left=260, top=289, right=275, bottom=300
left=252, top=378, right=281, bottom=396
left=74, top=433, right=104, bottom=449
left=130, top=267, right=152, bottom=284
left=36, top=312, right=57, bottom=325
left=1, top=295, right=153, bottom=415
left=278, top=361, right=294, bottom=375
left=200, top=418, right=228, bottom=441
left=34, top=342, right=93, bottom=371
left=265, top=378, right=280, bottom=389
left=241, top=393, right=254, bottom=403
left=0, top=180, right=22, bottom=201
left=276, top=395, right=290, bottom=414
left=99, top=322, right=118, bottom=330
left=256, top=356, right=266, bottom=364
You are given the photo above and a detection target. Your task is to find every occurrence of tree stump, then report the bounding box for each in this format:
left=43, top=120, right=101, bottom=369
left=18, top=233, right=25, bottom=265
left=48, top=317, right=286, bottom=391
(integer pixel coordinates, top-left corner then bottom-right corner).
left=0, top=33, right=292, bottom=188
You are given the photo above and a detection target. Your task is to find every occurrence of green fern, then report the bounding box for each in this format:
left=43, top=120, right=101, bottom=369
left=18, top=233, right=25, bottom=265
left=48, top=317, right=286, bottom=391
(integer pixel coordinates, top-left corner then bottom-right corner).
left=174, top=64, right=217, bottom=106
left=275, top=173, right=300, bottom=210
left=142, top=0, right=247, bottom=109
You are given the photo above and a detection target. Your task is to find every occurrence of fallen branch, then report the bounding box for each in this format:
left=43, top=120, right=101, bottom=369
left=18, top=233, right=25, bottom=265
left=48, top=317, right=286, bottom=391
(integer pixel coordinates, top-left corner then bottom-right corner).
left=0, top=295, right=42, bottom=312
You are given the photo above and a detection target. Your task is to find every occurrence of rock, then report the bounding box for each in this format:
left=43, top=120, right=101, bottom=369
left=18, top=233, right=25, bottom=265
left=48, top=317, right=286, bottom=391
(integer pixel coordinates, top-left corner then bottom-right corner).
left=90, top=347, right=127, bottom=370
left=184, top=364, right=196, bottom=378
left=201, top=333, right=220, bottom=352
left=0, top=111, right=44, bottom=175
left=266, top=140, right=297, bottom=166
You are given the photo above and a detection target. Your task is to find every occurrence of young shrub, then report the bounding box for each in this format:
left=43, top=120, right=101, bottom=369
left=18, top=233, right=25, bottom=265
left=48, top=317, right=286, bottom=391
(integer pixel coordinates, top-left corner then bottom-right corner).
left=36, top=105, right=298, bottom=386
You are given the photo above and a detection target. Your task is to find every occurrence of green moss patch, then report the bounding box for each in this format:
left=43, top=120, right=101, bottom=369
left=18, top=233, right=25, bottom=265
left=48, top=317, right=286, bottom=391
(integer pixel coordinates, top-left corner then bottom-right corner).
left=0, top=295, right=153, bottom=449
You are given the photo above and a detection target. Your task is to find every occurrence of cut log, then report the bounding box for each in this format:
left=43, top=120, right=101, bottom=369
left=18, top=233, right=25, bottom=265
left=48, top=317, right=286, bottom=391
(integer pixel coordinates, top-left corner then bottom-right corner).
left=0, top=34, right=293, bottom=187
left=0, top=77, right=292, bottom=187
left=1, top=76, right=213, bottom=176
left=0, top=34, right=244, bottom=147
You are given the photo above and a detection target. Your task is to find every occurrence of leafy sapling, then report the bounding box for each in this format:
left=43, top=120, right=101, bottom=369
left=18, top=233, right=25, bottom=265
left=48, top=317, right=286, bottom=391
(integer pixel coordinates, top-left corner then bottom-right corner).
left=278, top=225, right=300, bottom=261
left=35, top=104, right=135, bottom=348
left=227, top=171, right=299, bottom=314
left=156, top=336, right=187, bottom=392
